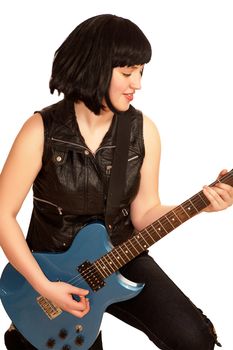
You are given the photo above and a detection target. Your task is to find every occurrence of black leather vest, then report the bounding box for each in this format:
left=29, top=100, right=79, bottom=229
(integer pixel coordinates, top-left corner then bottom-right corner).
left=26, top=99, right=145, bottom=251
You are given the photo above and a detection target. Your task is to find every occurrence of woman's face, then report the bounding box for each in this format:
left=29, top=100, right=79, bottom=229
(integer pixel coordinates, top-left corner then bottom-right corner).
left=107, top=65, right=144, bottom=111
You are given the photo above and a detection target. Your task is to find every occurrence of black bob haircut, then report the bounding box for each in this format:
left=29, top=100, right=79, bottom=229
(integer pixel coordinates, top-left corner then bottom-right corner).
left=49, top=14, right=152, bottom=114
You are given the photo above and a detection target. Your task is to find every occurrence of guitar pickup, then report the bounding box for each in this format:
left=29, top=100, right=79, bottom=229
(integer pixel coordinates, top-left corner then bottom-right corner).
left=78, top=261, right=105, bottom=292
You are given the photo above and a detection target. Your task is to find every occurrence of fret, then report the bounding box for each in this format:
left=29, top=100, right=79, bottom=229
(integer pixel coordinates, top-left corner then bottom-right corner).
left=127, top=239, right=141, bottom=256
left=182, top=200, right=198, bottom=217
left=188, top=199, right=198, bottom=213
left=174, top=205, right=190, bottom=223
left=116, top=245, right=132, bottom=263
left=143, top=227, right=157, bottom=245
left=197, top=192, right=209, bottom=207
left=221, top=171, right=233, bottom=186
left=166, top=211, right=181, bottom=228
left=130, top=236, right=144, bottom=255
left=174, top=210, right=183, bottom=222
left=187, top=191, right=209, bottom=212
left=96, top=169, right=233, bottom=278
left=115, top=256, right=125, bottom=266
left=120, top=242, right=135, bottom=260
left=180, top=204, right=192, bottom=218
left=157, top=219, right=169, bottom=234
left=151, top=222, right=164, bottom=238
left=134, top=234, right=146, bottom=250
left=108, top=251, right=121, bottom=270
left=111, top=250, right=127, bottom=266
left=101, top=254, right=116, bottom=273
left=159, top=216, right=175, bottom=232
left=190, top=194, right=204, bottom=211
left=93, top=262, right=106, bottom=279
left=153, top=220, right=166, bottom=238
left=164, top=215, right=176, bottom=229
left=137, top=232, right=151, bottom=249
left=95, top=259, right=111, bottom=277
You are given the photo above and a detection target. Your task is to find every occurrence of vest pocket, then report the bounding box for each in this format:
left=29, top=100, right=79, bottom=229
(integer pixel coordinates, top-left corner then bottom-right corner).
left=52, top=149, right=68, bottom=165
left=104, top=155, right=139, bottom=176
left=33, top=196, right=63, bottom=215
left=128, top=155, right=139, bottom=162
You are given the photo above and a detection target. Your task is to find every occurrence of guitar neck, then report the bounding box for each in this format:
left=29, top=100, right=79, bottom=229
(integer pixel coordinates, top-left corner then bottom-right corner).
left=95, top=169, right=233, bottom=278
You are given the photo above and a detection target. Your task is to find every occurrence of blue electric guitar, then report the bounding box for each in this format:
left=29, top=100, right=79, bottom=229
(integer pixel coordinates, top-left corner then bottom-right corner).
left=1, top=170, right=233, bottom=350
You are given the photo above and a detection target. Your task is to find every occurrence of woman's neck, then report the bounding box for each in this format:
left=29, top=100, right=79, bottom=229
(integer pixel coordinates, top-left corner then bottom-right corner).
left=74, top=102, right=114, bottom=130
left=74, top=102, right=115, bottom=153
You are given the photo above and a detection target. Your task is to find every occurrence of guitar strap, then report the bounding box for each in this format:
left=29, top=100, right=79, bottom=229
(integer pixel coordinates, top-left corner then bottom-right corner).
left=105, top=108, right=132, bottom=237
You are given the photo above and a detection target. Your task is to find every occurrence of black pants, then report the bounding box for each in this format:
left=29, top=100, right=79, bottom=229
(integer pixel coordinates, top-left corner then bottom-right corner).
left=5, top=252, right=220, bottom=349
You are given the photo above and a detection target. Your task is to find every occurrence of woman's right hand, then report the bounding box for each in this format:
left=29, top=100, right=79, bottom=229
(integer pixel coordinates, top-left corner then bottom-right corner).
left=39, top=280, right=90, bottom=318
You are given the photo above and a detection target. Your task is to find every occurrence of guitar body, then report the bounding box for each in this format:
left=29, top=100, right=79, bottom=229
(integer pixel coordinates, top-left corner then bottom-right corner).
left=0, top=222, right=144, bottom=350
left=2, top=170, right=233, bottom=349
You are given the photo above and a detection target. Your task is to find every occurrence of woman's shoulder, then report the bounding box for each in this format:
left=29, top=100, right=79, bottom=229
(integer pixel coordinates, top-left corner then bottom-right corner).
left=11, top=113, right=44, bottom=157
left=129, top=106, right=159, bottom=137
left=142, top=114, right=160, bottom=145
left=19, top=98, right=68, bottom=140
left=19, top=113, right=44, bottom=138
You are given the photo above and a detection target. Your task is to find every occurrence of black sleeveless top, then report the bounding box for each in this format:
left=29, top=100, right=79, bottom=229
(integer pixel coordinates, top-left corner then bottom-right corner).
left=26, top=99, right=145, bottom=251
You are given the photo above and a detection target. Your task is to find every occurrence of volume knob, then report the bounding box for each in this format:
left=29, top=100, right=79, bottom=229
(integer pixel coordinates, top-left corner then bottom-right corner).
left=75, top=335, right=84, bottom=346
left=62, top=345, right=71, bottom=350
left=59, top=328, right=68, bottom=339
left=46, top=338, right=55, bottom=348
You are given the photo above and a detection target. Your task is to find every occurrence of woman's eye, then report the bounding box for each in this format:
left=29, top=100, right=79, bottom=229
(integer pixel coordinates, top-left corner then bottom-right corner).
left=122, top=73, right=131, bottom=77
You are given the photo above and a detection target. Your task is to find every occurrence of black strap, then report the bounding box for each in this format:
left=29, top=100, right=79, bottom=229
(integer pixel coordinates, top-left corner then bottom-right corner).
left=105, top=109, right=132, bottom=231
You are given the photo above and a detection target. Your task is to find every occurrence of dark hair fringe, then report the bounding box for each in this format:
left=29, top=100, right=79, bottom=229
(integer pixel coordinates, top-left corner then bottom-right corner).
left=49, top=14, right=152, bottom=114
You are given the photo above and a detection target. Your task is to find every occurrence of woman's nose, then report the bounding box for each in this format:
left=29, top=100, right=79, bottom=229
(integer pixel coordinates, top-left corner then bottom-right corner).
left=130, top=73, right=142, bottom=90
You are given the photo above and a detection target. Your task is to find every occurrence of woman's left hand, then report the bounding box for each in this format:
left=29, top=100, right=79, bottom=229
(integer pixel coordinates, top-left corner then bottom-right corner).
left=203, top=169, right=233, bottom=212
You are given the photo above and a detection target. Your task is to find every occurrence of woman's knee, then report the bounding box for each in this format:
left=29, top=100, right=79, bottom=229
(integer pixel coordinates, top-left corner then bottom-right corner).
left=169, top=313, right=220, bottom=350
left=150, top=310, right=221, bottom=350
left=176, top=328, right=216, bottom=350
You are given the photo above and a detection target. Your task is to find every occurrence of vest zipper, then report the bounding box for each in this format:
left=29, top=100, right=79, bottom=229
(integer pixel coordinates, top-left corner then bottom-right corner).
left=128, top=155, right=139, bottom=162
left=51, top=137, right=94, bottom=155
left=33, top=196, right=63, bottom=215
left=106, top=165, right=112, bottom=175
left=95, top=145, right=116, bottom=154
left=51, top=137, right=116, bottom=156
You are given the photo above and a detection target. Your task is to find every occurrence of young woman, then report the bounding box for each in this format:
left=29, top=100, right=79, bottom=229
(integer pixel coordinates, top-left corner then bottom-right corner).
left=0, top=14, right=232, bottom=350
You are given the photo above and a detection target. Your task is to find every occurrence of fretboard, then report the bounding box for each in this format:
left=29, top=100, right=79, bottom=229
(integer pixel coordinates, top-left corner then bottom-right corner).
left=94, top=169, right=233, bottom=278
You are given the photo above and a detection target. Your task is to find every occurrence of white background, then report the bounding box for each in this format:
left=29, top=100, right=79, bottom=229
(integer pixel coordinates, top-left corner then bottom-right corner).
left=0, top=1, right=233, bottom=349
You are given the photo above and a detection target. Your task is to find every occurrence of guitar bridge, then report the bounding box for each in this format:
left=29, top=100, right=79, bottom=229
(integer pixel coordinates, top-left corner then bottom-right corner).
left=78, top=261, right=105, bottom=292
left=36, top=295, right=62, bottom=320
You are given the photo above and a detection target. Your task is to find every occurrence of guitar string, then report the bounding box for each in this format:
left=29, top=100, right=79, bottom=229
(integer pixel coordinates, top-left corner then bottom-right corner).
left=65, top=228, right=159, bottom=287
left=60, top=252, right=119, bottom=286
left=58, top=232, right=153, bottom=287
left=54, top=171, right=233, bottom=288
left=61, top=247, right=127, bottom=287
left=57, top=238, right=138, bottom=287
left=64, top=220, right=183, bottom=288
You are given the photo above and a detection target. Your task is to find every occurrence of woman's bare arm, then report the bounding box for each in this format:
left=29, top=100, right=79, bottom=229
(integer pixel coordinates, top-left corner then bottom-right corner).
left=0, top=114, right=89, bottom=317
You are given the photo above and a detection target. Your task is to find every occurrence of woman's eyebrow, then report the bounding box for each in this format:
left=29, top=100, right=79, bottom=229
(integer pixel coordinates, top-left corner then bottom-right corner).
left=125, top=65, right=143, bottom=70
